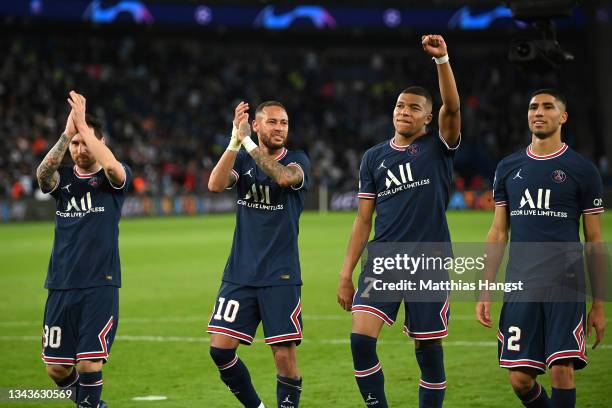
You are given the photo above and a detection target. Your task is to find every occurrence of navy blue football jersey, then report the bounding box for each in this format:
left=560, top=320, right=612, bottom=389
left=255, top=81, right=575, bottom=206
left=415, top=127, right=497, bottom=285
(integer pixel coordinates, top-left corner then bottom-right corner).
left=223, top=148, right=310, bottom=287
left=494, top=143, right=604, bottom=242
left=358, top=130, right=458, bottom=242
left=45, top=164, right=132, bottom=289
left=493, top=144, right=604, bottom=288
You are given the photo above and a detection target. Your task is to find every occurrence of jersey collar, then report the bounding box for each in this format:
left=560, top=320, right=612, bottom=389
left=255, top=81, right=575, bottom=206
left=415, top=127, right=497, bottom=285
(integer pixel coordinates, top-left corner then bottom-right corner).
left=274, top=148, right=288, bottom=161
left=526, top=143, right=568, bottom=160
left=73, top=165, right=102, bottom=178
left=389, top=138, right=410, bottom=151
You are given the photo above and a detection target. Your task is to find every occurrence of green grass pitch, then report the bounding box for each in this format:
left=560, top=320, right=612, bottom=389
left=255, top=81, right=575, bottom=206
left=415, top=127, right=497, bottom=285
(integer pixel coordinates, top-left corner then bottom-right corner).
left=0, top=211, right=610, bottom=407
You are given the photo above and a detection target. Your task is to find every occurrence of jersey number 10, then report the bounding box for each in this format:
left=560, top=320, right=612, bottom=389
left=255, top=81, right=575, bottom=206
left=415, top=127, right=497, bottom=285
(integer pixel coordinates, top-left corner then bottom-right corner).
left=213, top=297, right=240, bottom=323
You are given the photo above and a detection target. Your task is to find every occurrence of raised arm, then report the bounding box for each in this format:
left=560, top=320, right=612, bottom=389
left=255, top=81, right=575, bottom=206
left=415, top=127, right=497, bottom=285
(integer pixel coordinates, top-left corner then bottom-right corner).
left=476, top=206, right=510, bottom=328
left=68, top=91, right=126, bottom=187
left=422, top=34, right=461, bottom=146
left=337, top=198, right=375, bottom=311
left=36, top=110, right=77, bottom=193
left=208, top=102, right=250, bottom=193
left=583, top=213, right=606, bottom=349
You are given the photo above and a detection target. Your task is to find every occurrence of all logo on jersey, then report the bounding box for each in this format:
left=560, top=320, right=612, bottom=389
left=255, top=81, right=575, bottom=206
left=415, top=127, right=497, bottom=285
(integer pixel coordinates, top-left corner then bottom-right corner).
left=66, top=192, right=93, bottom=212
left=511, top=188, right=567, bottom=218
left=519, top=188, right=550, bottom=210
left=244, top=184, right=271, bottom=204
left=377, top=160, right=387, bottom=171
left=237, top=183, right=284, bottom=211
left=61, top=183, right=72, bottom=193
left=551, top=169, right=566, bottom=183
left=378, top=162, right=430, bottom=197
left=244, top=168, right=254, bottom=177
left=57, top=192, right=105, bottom=218
left=385, top=163, right=413, bottom=189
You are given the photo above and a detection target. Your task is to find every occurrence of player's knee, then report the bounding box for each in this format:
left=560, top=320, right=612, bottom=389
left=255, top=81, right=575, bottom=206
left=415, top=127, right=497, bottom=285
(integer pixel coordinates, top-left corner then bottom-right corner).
left=351, top=314, right=384, bottom=338
left=76, top=359, right=103, bottom=373
left=509, top=371, right=535, bottom=396
left=272, top=344, right=297, bottom=373
left=46, top=364, right=72, bottom=381
left=210, top=333, right=240, bottom=349
left=350, top=332, right=377, bottom=356
left=415, top=338, right=442, bottom=349
left=550, top=362, right=575, bottom=387
left=209, top=346, right=237, bottom=367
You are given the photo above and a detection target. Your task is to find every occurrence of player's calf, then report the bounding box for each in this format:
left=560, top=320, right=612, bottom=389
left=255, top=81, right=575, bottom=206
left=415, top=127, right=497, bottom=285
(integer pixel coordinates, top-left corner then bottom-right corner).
left=76, top=359, right=104, bottom=408
left=46, top=365, right=78, bottom=402
left=550, top=362, right=576, bottom=408
left=509, top=369, right=550, bottom=407
left=209, top=346, right=263, bottom=408
left=272, top=344, right=302, bottom=408
left=351, top=333, right=388, bottom=408
left=415, top=339, right=446, bottom=408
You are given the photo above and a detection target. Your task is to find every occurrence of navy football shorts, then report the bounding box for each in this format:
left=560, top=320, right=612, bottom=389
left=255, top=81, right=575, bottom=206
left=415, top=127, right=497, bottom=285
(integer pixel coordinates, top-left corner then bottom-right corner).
left=351, top=272, right=450, bottom=340
left=41, top=286, right=119, bottom=365
left=498, top=301, right=587, bottom=373
left=207, top=282, right=302, bottom=346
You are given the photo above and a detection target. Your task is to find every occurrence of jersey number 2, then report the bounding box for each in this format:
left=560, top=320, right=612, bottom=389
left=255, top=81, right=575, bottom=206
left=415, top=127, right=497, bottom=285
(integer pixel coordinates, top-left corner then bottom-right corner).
left=507, top=326, right=521, bottom=351
left=213, top=297, right=240, bottom=323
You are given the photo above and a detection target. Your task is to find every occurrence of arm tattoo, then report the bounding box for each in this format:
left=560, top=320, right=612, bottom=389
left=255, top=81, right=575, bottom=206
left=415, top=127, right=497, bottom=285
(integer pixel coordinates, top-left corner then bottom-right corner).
left=248, top=147, right=302, bottom=186
left=36, top=133, right=70, bottom=192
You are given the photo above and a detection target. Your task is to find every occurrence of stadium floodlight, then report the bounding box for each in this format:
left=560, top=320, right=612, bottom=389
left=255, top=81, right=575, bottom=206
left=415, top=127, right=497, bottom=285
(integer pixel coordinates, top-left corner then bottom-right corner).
left=505, top=1, right=579, bottom=71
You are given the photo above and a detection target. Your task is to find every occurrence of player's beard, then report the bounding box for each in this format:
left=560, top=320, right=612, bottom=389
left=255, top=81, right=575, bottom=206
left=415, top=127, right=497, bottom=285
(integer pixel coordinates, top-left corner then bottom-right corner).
left=259, top=132, right=286, bottom=150
left=73, top=154, right=96, bottom=170
left=530, top=125, right=558, bottom=140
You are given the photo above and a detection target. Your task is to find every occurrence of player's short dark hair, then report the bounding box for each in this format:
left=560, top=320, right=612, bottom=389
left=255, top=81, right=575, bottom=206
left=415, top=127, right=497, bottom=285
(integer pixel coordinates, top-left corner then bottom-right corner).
left=255, top=101, right=287, bottom=116
left=85, top=114, right=104, bottom=140
left=400, top=86, right=433, bottom=108
left=531, top=89, right=567, bottom=109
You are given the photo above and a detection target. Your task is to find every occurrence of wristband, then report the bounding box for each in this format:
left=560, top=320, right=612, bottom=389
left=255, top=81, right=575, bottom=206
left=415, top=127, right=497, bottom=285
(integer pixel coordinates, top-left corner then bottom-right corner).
left=433, top=54, right=449, bottom=65
left=226, top=127, right=241, bottom=151
left=242, top=137, right=258, bottom=153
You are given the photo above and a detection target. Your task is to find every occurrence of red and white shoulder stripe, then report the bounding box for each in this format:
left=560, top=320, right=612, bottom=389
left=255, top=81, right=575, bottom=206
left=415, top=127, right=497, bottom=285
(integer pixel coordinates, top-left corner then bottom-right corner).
left=583, top=207, right=604, bottom=215
left=358, top=192, right=376, bottom=200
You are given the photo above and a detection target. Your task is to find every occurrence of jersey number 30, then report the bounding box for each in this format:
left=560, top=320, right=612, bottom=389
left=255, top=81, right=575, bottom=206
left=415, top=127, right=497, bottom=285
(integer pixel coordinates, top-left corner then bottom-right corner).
left=43, top=325, right=62, bottom=349
left=213, top=297, right=240, bottom=323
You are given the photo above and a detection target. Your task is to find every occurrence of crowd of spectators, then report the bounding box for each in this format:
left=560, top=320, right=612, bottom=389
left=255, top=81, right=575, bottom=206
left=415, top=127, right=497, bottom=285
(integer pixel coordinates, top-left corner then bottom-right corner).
left=1, top=30, right=604, bottom=200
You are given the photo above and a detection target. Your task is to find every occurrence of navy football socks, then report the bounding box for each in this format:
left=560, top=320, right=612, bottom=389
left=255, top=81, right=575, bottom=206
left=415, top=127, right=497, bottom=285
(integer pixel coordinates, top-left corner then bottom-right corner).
left=351, top=333, right=388, bottom=407
left=415, top=344, right=446, bottom=408
left=78, top=371, right=103, bottom=408
left=210, top=347, right=262, bottom=408
left=551, top=388, right=575, bottom=408
left=277, top=375, right=301, bottom=408
left=55, top=368, right=78, bottom=402
left=517, top=382, right=550, bottom=407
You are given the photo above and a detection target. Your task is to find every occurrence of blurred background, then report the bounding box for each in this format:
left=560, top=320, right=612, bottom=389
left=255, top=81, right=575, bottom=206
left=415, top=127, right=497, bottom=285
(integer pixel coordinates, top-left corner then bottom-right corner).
left=1, top=0, right=611, bottom=221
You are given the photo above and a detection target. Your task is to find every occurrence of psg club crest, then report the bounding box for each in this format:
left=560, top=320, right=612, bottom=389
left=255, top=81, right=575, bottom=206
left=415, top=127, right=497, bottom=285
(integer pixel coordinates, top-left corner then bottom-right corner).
left=407, top=144, right=419, bottom=156
left=88, top=177, right=100, bottom=188
left=551, top=169, right=566, bottom=183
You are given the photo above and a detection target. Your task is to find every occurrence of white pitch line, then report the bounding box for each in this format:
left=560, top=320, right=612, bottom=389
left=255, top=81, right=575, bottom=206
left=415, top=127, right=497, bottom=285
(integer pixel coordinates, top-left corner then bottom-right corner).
left=132, top=395, right=167, bottom=401
left=0, top=335, right=610, bottom=349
